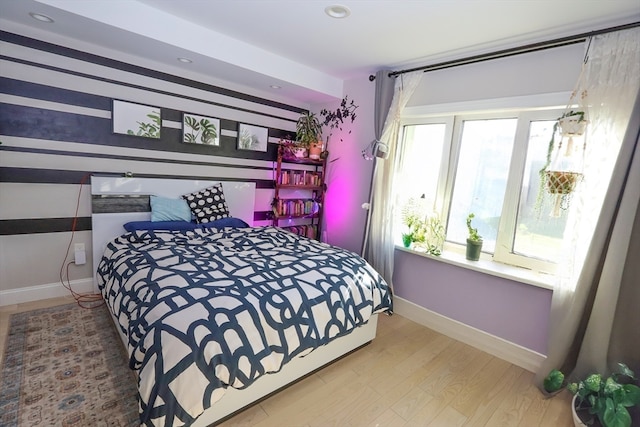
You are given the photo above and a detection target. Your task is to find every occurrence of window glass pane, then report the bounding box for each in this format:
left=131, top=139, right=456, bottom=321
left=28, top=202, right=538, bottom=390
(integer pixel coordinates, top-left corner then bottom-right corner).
left=447, top=119, right=517, bottom=252
left=398, top=124, right=446, bottom=206
left=396, top=124, right=446, bottom=244
left=513, top=120, right=568, bottom=260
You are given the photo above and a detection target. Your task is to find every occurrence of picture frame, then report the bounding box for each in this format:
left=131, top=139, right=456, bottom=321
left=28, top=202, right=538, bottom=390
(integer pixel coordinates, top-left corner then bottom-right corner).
left=182, top=113, right=220, bottom=146
left=237, top=123, right=268, bottom=152
left=112, top=100, right=161, bottom=139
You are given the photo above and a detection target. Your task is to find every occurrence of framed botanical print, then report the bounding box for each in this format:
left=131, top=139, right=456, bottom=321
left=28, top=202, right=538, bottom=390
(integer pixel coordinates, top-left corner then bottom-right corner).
left=112, top=100, right=161, bottom=139
left=237, top=123, right=268, bottom=152
left=183, top=113, right=220, bottom=146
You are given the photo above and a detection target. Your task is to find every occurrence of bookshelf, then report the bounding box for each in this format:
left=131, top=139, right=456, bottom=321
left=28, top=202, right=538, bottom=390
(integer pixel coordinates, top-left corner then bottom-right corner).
left=272, top=146, right=326, bottom=240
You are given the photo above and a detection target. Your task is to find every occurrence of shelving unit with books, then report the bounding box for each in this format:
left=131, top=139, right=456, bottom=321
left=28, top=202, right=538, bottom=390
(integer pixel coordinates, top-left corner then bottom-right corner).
left=272, top=146, right=326, bottom=240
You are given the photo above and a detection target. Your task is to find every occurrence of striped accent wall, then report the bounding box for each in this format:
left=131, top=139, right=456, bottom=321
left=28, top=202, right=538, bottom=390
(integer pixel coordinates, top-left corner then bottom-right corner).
left=0, top=30, right=307, bottom=299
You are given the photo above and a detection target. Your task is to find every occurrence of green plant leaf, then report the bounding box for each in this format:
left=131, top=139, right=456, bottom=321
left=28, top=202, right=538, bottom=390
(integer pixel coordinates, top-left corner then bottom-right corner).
left=602, top=400, right=632, bottom=427
left=605, top=377, right=623, bottom=395
left=617, top=363, right=636, bottom=380
left=620, top=384, right=640, bottom=407
left=544, top=369, right=565, bottom=393
left=584, top=373, right=603, bottom=392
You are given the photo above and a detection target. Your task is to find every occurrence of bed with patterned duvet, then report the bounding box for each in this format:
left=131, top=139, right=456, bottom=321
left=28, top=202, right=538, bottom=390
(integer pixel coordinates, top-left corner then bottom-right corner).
left=97, top=225, right=393, bottom=426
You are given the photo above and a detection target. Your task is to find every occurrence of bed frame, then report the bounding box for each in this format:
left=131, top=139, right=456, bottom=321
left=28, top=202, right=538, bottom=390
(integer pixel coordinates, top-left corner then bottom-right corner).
left=90, top=175, right=378, bottom=426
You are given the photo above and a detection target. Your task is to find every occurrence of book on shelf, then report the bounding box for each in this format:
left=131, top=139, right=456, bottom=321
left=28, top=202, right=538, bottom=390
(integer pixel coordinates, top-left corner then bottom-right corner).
left=274, top=199, right=319, bottom=216
left=279, top=170, right=322, bottom=186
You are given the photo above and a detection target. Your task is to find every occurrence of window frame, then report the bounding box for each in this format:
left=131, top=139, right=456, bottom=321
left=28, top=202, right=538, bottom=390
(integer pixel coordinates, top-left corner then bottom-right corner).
left=399, top=105, right=570, bottom=274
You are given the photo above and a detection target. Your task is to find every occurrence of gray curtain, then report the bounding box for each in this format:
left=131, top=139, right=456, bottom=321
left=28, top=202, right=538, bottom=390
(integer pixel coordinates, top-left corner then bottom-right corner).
left=536, top=89, right=640, bottom=385
left=361, top=69, right=395, bottom=257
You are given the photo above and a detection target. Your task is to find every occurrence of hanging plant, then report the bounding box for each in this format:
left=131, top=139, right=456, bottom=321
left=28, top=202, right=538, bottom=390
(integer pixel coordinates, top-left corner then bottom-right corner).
left=558, top=111, right=587, bottom=136
left=536, top=110, right=587, bottom=216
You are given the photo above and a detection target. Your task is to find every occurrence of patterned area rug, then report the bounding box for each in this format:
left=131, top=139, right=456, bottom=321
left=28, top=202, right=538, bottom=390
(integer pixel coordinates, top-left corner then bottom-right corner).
left=0, top=303, right=139, bottom=426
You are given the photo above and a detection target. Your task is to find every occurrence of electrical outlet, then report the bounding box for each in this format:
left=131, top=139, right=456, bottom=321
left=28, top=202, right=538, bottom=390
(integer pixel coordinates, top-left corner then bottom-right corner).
left=74, top=243, right=86, bottom=265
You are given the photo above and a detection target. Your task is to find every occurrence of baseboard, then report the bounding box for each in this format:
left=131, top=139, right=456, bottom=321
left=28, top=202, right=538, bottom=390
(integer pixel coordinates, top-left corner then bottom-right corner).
left=393, top=296, right=545, bottom=373
left=0, top=278, right=95, bottom=306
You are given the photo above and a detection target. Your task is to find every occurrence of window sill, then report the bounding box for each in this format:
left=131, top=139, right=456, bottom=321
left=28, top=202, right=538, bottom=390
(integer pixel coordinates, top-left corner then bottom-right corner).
left=395, top=245, right=555, bottom=290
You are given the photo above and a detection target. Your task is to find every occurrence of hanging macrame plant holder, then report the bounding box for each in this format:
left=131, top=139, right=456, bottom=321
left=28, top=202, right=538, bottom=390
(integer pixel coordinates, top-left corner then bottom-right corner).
left=543, top=71, right=589, bottom=217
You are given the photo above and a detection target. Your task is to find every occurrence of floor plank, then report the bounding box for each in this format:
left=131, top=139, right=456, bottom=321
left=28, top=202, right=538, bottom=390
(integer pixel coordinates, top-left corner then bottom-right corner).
left=0, top=297, right=574, bottom=427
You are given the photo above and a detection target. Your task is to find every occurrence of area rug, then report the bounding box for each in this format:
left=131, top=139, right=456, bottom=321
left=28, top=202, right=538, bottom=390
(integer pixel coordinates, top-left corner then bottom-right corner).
left=0, top=303, right=139, bottom=426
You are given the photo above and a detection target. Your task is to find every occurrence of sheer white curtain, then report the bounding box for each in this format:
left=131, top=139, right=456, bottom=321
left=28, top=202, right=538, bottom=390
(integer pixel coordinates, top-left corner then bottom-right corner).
left=537, top=27, right=640, bottom=385
left=364, top=71, right=422, bottom=288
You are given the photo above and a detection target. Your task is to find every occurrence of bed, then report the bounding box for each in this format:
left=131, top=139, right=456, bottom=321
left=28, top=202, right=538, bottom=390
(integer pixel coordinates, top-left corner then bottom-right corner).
left=91, top=176, right=393, bottom=427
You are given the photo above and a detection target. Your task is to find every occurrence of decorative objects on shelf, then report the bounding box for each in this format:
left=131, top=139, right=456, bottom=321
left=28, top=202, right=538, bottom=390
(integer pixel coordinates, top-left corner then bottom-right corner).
left=465, top=213, right=483, bottom=261
left=295, top=112, right=323, bottom=158
left=286, top=95, right=359, bottom=161
left=272, top=145, right=326, bottom=240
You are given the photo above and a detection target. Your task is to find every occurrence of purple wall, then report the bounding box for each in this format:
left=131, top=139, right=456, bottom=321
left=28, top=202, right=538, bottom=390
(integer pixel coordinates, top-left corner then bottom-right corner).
left=393, top=249, right=552, bottom=354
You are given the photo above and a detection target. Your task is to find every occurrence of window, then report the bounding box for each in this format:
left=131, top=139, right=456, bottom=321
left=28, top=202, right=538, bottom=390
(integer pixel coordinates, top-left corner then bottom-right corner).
left=398, top=108, right=574, bottom=273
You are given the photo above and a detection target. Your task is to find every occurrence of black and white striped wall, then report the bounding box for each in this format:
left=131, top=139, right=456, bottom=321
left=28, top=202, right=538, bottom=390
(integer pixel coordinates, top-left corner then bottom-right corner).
left=0, top=30, right=307, bottom=304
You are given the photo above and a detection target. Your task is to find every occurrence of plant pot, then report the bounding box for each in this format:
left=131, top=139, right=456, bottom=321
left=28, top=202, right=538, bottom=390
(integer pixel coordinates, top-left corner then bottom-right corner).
left=572, top=394, right=587, bottom=427
left=309, top=142, right=322, bottom=160
left=559, top=115, right=587, bottom=136
left=465, top=239, right=483, bottom=261
left=402, top=234, right=412, bottom=248
left=545, top=171, right=581, bottom=194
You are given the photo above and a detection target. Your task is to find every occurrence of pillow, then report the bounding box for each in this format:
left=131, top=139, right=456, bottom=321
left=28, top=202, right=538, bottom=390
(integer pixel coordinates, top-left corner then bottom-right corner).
left=181, top=184, right=230, bottom=224
left=150, top=195, right=192, bottom=222
left=199, top=217, right=250, bottom=230
left=123, top=221, right=199, bottom=232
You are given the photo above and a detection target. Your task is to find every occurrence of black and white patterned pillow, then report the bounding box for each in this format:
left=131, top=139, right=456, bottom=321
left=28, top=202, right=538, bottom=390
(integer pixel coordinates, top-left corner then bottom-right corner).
left=181, top=184, right=230, bottom=223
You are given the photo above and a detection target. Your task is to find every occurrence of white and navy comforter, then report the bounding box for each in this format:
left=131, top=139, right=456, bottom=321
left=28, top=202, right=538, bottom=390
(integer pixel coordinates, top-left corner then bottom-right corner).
left=97, top=226, right=392, bottom=426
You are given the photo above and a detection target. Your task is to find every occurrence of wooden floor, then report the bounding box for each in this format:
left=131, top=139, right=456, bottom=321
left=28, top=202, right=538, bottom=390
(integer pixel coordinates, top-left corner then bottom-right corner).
left=1, top=297, right=574, bottom=427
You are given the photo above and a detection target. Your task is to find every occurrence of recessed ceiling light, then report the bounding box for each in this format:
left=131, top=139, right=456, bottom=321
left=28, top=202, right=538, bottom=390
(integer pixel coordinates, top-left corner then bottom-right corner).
left=177, top=57, right=192, bottom=63
left=29, top=12, right=54, bottom=23
left=270, top=85, right=281, bottom=89
left=325, top=5, right=351, bottom=19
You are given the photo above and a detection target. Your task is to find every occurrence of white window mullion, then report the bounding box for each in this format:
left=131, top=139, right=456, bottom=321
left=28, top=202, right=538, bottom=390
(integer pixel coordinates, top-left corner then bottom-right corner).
left=494, top=112, right=530, bottom=262
left=434, top=116, right=455, bottom=221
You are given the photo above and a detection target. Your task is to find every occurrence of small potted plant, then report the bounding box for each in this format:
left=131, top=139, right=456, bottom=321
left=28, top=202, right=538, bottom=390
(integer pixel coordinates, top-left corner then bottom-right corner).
left=400, top=199, right=445, bottom=256
left=465, top=213, right=483, bottom=261
left=401, top=205, right=425, bottom=249
left=295, top=111, right=323, bottom=158
left=543, top=363, right=640, bottom=427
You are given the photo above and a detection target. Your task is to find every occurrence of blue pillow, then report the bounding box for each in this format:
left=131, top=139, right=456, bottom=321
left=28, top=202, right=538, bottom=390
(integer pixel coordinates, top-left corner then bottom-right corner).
left=150, top=195, right=192, bottom=222
left=198, top=217, right=250, bottom=230
left=124, top=221, right=199, bottom=232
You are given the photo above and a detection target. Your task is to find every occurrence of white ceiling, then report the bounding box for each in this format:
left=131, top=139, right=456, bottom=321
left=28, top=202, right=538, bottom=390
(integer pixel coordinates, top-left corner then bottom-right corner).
left=1, top=0, right=639, bottom=104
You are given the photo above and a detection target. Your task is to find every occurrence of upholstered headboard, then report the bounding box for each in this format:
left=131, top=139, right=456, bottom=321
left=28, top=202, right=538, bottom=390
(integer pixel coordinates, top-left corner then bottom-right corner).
left=90, top=176, right=256, bottom=292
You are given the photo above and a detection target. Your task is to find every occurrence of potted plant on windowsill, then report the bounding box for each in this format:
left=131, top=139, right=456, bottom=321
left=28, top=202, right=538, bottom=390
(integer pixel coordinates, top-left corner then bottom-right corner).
left=465, top=213, right=483, bottom=261
left=543, top=363, right=640, bottom=427
left=400, top=198, right=444, bottom=256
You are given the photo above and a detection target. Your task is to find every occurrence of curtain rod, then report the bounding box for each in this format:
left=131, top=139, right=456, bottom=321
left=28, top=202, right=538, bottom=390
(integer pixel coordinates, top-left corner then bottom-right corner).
left=369, top=21, right=640, bottom=81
